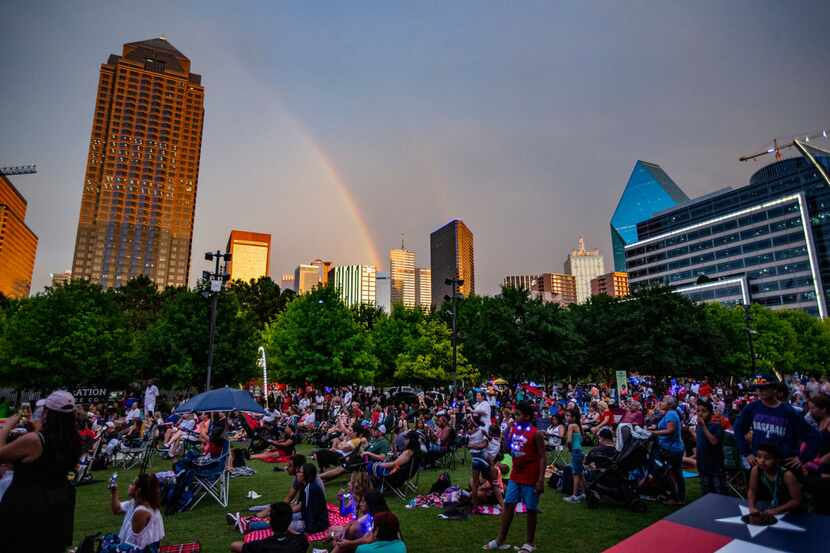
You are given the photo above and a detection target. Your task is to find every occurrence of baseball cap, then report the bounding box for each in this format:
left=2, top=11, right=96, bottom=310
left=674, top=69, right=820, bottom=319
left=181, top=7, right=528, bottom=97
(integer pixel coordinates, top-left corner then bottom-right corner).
left=44, top=390, right=75, bottom=413
left=750, top=374, right=779, bottom=388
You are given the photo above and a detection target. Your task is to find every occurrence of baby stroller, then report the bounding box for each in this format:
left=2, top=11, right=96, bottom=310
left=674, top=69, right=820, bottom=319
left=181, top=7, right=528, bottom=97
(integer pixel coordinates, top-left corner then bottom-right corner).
left=584, top=432, right=652, bottom=512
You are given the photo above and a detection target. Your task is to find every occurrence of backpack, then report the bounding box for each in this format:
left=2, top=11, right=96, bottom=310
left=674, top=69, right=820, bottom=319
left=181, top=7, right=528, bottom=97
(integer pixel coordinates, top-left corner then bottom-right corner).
left=559, top=465, right=574, bottom=496
left=430, top=471, right=452, bottom=494
left=77, top=532, right=100, bottom=553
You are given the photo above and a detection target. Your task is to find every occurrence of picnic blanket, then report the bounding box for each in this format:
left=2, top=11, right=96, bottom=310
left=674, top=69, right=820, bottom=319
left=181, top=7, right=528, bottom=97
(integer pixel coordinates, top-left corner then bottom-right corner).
left=242, top=503, right=353, bottom=544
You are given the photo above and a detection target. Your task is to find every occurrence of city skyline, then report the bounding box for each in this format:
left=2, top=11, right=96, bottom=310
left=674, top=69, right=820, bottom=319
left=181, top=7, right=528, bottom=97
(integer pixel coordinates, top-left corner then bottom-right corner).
left=3, top=2, right=830, bottom=295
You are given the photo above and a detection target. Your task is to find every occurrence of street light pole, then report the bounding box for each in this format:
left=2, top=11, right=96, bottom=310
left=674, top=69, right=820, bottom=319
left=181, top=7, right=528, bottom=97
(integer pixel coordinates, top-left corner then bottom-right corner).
left=204, top=249, right=231, bottom=391
left=743, top=303, right=758, bottom=374
left=444, top=276, right=464, bottom=389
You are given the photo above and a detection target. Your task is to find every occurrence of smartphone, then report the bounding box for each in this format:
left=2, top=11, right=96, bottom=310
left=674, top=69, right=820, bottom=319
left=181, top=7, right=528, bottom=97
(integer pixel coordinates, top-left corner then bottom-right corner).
left=108, top=472, right=118, bottom=490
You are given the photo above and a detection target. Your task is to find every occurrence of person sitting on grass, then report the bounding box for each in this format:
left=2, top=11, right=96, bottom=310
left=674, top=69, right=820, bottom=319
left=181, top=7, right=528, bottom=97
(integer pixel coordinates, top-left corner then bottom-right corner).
left=747, top=443, right=802, bottom=518
left=332, top=491, right=390, bottom=553
left=355, top=511, right=406, bottom=553
left=292, top=463, right=329, bottom=535
left=230, top=502, right=308, bottom=553
left=108, top=473, right=165, bottom=552
left=251, top=425, right=296, bottom=462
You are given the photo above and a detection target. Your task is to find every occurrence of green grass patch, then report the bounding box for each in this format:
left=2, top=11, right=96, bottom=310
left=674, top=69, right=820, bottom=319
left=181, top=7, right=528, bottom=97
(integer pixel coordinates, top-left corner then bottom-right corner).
left=73, top=445, right=699, bottom=552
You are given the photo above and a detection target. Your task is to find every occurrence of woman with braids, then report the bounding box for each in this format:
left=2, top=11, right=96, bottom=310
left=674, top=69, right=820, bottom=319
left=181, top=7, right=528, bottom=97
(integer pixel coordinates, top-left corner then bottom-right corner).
left=0, top=390, right=83, bottom=552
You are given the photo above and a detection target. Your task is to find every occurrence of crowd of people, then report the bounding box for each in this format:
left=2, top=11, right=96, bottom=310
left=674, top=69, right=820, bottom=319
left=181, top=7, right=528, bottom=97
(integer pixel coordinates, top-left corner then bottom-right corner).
left=0, top=373, right=828, bottom=552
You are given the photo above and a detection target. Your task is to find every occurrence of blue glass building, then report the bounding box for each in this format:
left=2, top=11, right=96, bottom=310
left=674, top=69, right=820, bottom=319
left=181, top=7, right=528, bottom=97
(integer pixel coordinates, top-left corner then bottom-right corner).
left=624, top=145, right=830, bottom=316
left=610, top=161, right=689, bottom=271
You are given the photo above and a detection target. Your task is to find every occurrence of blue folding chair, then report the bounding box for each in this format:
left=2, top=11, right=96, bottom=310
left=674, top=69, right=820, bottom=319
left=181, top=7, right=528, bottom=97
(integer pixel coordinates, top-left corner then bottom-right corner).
left=189, top=440, right=231, bottom=509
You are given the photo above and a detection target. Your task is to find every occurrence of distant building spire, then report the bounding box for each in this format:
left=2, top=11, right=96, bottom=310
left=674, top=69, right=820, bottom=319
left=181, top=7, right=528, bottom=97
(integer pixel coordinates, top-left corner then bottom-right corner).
left=401, top=233, right=405, bottom=250
left=578, top=236, right=585, bottom=254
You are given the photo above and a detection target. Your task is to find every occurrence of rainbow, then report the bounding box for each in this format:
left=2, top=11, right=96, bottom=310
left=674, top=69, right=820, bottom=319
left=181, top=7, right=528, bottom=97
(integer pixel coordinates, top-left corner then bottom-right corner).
left=299, top=134, right=383, bottom=269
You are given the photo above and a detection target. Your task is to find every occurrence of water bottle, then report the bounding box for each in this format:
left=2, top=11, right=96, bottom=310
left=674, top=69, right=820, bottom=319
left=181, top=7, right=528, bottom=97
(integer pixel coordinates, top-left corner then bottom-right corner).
left=108, top=472, right=118, bottom=490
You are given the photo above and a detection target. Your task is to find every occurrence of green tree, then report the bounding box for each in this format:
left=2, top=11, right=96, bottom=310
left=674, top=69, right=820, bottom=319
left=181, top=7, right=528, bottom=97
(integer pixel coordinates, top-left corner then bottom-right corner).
left=139, top=286, right=259, bottom=389
left=0, top=280, right=133, bottom=390
left=262, top=285, right=378, bottom=385
left=228, top=277, right=295, bottom=329
left=776, top=309, right=830, bottom=374
left=371, top=305, right=425, bottom=384
left=394, top=318, right=478, bottom=385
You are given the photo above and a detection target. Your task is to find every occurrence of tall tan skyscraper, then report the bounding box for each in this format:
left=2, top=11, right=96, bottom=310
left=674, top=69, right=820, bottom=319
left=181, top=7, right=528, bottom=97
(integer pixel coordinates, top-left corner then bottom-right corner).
left=226, top=230, right=271, bottom=283
left=389, top=248, right=416, bottom=307
left=71, top=38, right=205, bottom=288
left=0, top=174, right=38, bottom=298
left=294, top=264, right=319, bottom=294
left=564, top=237, right=605, bottom=304
left=310, top=259, right=333, bottom=286
left=415, top=268, right=431, bottom=309
left=430, top=219, right=474, bottom=307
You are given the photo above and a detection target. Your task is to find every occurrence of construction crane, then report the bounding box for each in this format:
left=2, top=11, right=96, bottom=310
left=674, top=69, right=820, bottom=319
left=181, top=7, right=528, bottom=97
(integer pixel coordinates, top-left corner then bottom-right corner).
left=740, top=128, right=829, bottom=162
left=0, top=165, right=37, bottom=176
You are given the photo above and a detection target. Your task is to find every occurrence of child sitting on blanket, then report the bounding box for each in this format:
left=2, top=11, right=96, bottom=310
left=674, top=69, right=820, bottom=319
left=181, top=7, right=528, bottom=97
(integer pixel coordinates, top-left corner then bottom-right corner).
left=331, top=491, right=390, bottom=553
left=230, top=502, right=307, bottom=553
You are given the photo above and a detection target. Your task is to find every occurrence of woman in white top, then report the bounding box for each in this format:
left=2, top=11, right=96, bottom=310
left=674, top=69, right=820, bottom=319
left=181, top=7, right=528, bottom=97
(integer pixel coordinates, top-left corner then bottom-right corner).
left=110, top=472, right=165, bottom=550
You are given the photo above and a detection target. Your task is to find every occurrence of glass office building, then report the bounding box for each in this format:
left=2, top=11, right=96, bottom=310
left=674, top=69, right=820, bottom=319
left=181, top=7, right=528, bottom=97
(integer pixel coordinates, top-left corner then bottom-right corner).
left=624, top=146, right=830, bottom=316
left=610, top=161, right=689, bottom=271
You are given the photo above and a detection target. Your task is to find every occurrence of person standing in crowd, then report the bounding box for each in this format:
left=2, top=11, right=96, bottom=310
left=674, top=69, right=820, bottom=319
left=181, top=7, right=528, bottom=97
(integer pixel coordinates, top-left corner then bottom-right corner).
left=484, top=401, right=545, bottom=552
left=650, top=395, right=686, bottom=504
left=695, top=399, right=726, bottom=495
left=734, top=375, right=818, bottom=469
left=144, top=380, right=159, bottom=419
left=0, top=390, right=82, bottom=553
left=563, top=409, right=585, bottom=503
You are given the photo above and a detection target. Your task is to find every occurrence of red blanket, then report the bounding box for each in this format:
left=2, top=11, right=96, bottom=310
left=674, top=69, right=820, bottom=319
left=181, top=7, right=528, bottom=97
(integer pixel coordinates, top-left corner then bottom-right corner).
left=242, top=504, right=354, bottom=544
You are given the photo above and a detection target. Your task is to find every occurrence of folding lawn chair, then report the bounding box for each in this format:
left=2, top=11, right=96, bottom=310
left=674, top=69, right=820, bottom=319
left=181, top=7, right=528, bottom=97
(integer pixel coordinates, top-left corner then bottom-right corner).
left=379, top=456, right=421, bottom=500
left=114, top=423, right=157, bottom=470
left=189, top=440, right=232, bottom=509
left=73, top=435, right=103, bottom=486
left=722, top=429, right=746, bottom=498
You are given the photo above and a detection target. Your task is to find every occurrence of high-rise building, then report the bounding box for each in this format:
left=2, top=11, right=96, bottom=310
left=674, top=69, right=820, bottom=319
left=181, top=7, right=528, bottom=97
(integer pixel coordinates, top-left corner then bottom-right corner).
left=502, top=272, right=577, bottom=305
left=430, top=219, right=475, bottom=307
left=564, top=237, right=605, bottom=304
left=50, top=271, right=73, bottom=288
left=376, top=271, right=391, bottom=314
left=623, top=144, right=830, bottom=317
left=415, top=268, right=432, bottom=309
left=538, top=272, right=578, bottom=305
left=591, top=271, right=630, bottom=298
left=610, top=161, right=688, bottom=271
left=280, top=273, right=294, bottom=291
left=0, top=174, right=38, bottom=298
left=389, top=248, right=416, bottom=307
left=329, top=265, right=376, bottom=307
left=294, top=264, right=319, bottom=294
left=226, top=230, right=270, bottom=283
left=71, top=38, right=205, bottom=289
left=310, top=259, right=333, bottom=286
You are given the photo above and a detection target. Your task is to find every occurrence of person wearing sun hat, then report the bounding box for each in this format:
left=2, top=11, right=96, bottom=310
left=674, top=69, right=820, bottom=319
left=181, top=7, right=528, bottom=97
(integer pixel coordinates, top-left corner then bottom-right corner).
left=0, top=390, right=83, bottom=552
left=734, top=374, right=818, bottom=470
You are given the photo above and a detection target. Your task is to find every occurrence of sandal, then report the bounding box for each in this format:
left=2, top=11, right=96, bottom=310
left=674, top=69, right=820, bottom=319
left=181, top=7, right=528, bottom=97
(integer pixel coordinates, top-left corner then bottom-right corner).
left=483, top=540, right=512, bottom=550
left=516, top=545, right=537, bottom=553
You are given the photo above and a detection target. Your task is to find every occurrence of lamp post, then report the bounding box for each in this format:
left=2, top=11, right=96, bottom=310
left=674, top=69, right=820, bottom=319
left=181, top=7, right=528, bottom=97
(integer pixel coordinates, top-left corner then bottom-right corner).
left=444, top=276, right=464, bottom=389
left=743, top=302, right=758, bottom=374
left=203, top=249, right=231, bottom=391
left=257, top=346, right=268, bottom=405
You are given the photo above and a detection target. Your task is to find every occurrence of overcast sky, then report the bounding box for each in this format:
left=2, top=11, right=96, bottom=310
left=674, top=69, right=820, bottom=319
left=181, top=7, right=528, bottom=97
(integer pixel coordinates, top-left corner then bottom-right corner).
left=3, top=1, right=830, bottom=295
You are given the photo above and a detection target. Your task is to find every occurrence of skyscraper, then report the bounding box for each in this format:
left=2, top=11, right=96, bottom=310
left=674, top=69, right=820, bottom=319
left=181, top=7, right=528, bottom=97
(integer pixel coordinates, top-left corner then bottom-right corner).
left=0, top=174, right=38, bottom=298
left=50, top=271, right=72, bottom=288
left=310, top=259, right=333, bottom=286
left=564, top=237, right=605, bottom=304
left=389, top=248, right=416, bottom=307
left=329, top=265, right=376, bottom=307
left=430, top=219, right=475, bottom=307
left=226, top=230, right=270, bottom=283
left=375, top=271, right=391, bottom=314
left=503, top=273, right=577, bottom=305
left=610, top=161, right=688, bottom=271
left=280, top=273, right=294, bottom=292
left=591, top=271, right=630, bottom=298
left=71, top=38, right=205, bottom=288
left=415, top=268, right=432, bottom=309
left=294, top=264, right=319, bottom=294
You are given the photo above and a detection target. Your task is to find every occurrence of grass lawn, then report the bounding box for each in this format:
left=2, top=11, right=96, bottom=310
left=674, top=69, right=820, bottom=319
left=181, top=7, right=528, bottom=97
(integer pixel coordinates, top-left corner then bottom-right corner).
left=73, top=445, right=700, bottom=553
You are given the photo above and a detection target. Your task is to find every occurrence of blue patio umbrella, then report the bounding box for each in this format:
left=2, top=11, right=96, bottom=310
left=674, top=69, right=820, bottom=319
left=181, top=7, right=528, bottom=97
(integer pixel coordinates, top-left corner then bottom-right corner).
left=174, top=387, right=265, bottom=414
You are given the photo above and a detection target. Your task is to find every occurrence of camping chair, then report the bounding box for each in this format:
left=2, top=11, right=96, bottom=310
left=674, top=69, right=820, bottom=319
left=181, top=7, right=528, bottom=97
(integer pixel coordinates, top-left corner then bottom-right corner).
left=722, top=430, right=746, bottom=498
left=435, top=428, right=459, bottom=471
left=73, top=435, right=103, bottom=486
left=114, top=423, right=157, bottom=470
left=189, top=440, right=232, bottom=509
left=379, top=456, right=421, bottom=500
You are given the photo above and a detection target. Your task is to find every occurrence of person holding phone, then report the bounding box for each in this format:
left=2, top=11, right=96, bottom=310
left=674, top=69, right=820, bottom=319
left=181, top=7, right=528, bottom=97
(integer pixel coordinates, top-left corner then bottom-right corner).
left=0, top=390, right=82, bottom=553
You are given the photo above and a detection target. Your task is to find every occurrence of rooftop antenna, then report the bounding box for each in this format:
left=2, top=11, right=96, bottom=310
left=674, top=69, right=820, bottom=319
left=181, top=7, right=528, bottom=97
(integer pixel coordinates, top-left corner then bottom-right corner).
left=401, top=233, right=405, bottom=250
